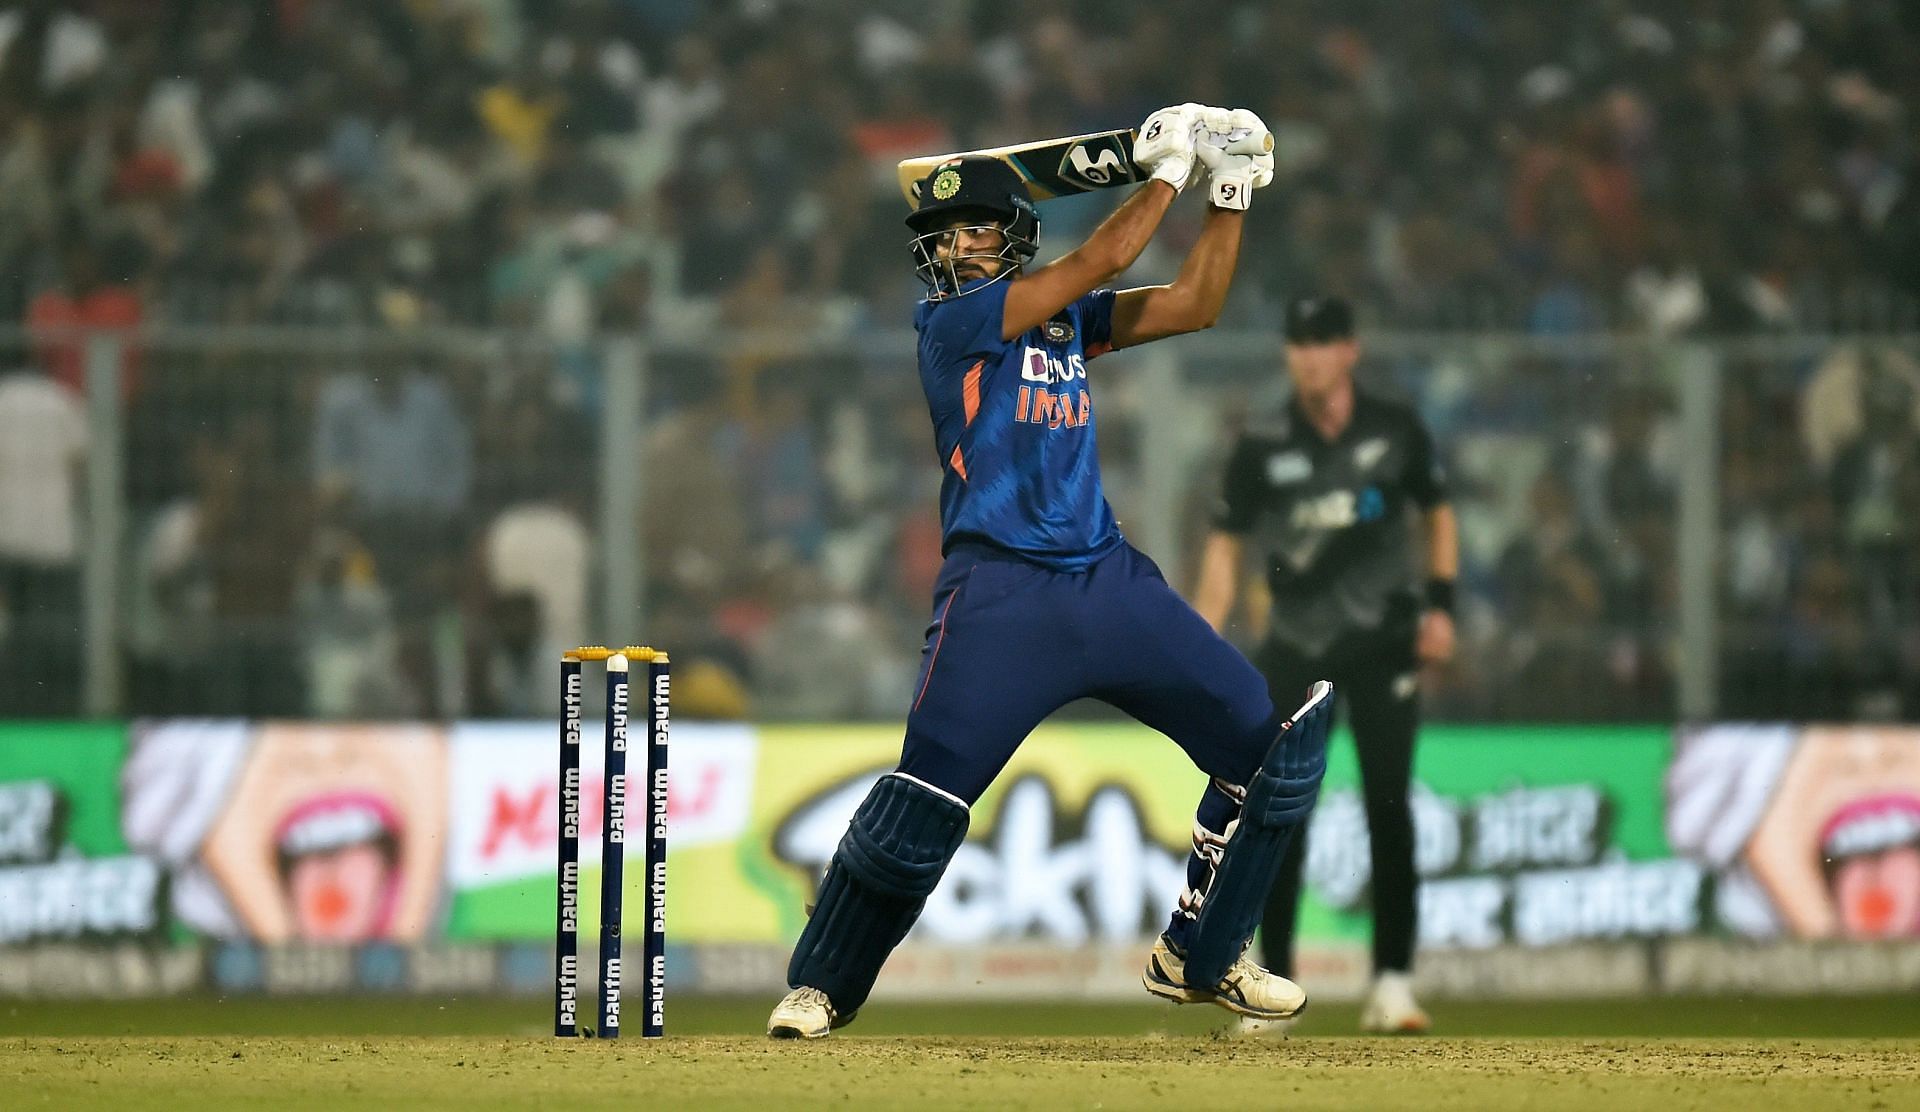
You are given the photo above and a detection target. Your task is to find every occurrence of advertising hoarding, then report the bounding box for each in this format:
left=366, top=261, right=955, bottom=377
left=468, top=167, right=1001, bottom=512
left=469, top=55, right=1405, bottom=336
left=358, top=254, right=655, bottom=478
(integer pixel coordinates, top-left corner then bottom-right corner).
left=2, top=718, right=1916, bottom=998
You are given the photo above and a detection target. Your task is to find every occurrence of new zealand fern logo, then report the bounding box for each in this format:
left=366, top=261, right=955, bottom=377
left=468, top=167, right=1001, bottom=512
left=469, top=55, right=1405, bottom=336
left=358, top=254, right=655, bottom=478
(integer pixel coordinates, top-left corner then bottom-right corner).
left=931, top=168, right=961, bottom=200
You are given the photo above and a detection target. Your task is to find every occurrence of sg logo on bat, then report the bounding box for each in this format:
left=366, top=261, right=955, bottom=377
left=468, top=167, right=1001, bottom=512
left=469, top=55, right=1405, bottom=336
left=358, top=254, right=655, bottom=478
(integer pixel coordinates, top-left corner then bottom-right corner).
left=1060, top=139, right=1139, bottom=191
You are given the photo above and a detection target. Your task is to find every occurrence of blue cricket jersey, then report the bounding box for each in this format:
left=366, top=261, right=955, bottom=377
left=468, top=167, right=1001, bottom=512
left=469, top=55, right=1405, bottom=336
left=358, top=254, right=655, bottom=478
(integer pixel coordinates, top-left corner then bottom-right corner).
left=913, top=278, right=1124, bottom=570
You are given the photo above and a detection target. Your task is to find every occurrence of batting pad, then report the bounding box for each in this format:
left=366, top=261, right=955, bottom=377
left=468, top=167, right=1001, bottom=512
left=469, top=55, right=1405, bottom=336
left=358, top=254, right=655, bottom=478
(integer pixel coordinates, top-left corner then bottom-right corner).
left=1182, top=680, right=1334, bottom=988
left=786, top=773, right=970, bottom=1015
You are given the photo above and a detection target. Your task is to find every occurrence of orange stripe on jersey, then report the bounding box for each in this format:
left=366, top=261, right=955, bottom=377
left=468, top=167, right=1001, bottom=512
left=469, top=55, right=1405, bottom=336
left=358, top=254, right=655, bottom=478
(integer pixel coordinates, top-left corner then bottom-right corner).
left=1086, top=340, right=1114, bottom=361
left=962, top=361, right=984, bottom=426
left=948, top=444, right=969, bottom=480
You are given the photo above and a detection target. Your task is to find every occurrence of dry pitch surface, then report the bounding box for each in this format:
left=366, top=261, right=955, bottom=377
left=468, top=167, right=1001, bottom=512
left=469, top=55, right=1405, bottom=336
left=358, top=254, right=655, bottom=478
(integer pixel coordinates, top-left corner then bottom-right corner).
left=5, top=997, right=1919, bottom=1111
left=10, top=1036, right=1920, bottom=1111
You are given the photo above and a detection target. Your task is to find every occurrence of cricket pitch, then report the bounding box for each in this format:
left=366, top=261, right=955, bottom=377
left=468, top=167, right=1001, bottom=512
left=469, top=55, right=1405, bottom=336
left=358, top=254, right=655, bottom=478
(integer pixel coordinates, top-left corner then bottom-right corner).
left=6, top=997, right=1917, bottom=1110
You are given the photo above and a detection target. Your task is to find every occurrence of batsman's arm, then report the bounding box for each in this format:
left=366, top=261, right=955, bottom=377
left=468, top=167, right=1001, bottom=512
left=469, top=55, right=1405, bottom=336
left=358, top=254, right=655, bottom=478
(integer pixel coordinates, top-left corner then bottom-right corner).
left=1107, top=205, right=1245, bottom=349
left=1000, top=180, right=1177, bottom=341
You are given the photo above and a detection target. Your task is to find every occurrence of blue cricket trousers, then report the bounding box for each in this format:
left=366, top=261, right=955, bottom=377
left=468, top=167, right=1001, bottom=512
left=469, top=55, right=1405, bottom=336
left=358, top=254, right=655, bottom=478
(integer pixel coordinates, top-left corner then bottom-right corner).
left=897, top=541, right=1291, bottom=804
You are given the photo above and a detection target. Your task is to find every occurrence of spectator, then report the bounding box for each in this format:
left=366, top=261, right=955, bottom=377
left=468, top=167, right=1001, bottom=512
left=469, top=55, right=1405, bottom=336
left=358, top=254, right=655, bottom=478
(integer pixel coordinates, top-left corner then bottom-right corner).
left=25, top=232, right=145, bottom=401
left=125, top=436, right=219, bottom=715
left=476, top=54, right=562, bottom=168
left=1829, top=370, right=1920, bottom=711
left=193, top=414, right=313, bottom=716
left=463, top=588, right=548, bottom=718
left=0, top=361, right=86, bottom=715
left=297, top=528, right=409, bottom=718
left=481, top=501, right=591, bottom=661
left=312, top=359, right=474, bottom=554
left=312, top=357, right=474, bottom=713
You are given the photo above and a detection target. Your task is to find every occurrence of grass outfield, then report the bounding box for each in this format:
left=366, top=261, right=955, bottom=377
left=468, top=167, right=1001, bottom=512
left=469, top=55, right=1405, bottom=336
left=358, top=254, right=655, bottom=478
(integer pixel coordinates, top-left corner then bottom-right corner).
left=6, top=996, right=1919, bottom=1110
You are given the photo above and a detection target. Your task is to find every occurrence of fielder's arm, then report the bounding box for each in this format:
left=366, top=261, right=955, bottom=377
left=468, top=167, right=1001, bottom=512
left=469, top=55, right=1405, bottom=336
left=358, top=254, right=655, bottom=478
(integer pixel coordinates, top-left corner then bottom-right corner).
left=1196, top=434, right=1268, bottom=635
left=1424, top=503, right=1459, bottom=582
left=1192, top=530, right=1243, bottom=634
left=1417, top=503, right=1459, bottom=665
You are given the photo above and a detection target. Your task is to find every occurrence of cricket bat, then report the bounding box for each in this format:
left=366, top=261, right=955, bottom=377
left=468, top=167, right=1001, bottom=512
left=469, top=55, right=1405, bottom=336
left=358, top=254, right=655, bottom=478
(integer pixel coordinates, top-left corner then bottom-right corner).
left=898, top=129, right=1142, bottom=205
left=897, top=125, right=1274, bottom=206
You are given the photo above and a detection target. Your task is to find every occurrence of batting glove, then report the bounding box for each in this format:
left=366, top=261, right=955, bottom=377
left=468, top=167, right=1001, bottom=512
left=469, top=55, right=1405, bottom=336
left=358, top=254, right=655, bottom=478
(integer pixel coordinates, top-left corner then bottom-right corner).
left=1195, top=107, right=1274, bottom=158
left=1195, top=108, right=1275, bottom=212
left=1200, top=151, right=1273, bottom=211
left=1134, top=103, right=1203, bottom=193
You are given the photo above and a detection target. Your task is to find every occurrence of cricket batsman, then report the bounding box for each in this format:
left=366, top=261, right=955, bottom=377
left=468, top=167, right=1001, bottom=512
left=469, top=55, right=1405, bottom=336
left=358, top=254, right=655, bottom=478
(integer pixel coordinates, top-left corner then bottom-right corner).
left=768, top=103, right=1334, bottom=1038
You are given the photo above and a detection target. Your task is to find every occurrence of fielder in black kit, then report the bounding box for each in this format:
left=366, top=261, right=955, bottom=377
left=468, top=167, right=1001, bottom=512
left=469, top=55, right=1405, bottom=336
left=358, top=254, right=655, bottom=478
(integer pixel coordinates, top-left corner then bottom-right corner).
left=1191, top=296, right=1458, bottom=1034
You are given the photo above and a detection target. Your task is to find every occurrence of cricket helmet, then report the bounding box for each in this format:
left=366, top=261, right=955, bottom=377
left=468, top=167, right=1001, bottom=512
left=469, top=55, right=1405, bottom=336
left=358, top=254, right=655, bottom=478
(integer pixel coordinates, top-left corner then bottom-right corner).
left=906, top=156, right=1040, bottom=300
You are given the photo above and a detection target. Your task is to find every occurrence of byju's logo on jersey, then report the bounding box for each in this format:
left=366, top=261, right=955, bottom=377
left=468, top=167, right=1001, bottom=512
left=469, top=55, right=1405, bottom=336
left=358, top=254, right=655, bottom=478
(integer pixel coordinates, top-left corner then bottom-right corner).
left=1021, top=346, right=1087, bottom=385
left=1017, top=346, right=1092, bottom=427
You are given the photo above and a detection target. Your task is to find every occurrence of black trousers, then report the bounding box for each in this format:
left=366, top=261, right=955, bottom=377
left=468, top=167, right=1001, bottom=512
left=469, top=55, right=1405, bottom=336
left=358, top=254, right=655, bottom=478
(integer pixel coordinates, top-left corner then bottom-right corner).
left=0, top=559, right=82, bottom=717
left=1255, top=619, right=1421, bottom=977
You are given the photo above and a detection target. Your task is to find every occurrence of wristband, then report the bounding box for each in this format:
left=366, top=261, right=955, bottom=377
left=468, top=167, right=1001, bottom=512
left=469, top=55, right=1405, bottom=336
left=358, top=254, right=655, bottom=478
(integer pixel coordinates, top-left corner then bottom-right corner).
left=1424, top=579, right=1456, bottom=615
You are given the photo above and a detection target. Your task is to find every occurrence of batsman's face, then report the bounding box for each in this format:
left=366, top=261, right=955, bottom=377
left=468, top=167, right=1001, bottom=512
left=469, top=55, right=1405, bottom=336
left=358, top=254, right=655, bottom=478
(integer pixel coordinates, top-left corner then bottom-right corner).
left=1285, top=339, right=1359, bottom=398
left=932, top=218, right=1010, bottom=280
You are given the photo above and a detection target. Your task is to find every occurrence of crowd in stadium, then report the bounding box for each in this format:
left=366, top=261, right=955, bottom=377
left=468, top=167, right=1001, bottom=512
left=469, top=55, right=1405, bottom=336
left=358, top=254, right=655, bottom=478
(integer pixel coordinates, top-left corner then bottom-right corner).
left=1, top=0, right=1916, bottom=722
left=6, top=1, right=1920, bottom=329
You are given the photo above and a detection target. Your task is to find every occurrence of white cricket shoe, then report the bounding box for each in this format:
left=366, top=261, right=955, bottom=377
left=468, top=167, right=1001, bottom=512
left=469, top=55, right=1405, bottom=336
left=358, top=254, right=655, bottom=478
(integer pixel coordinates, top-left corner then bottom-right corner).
left=766, top=986, right=850, bottom=1039
left=1359, top=971, right=1431, bottom=1034
left=1142, top=934, right=1307, bottom=1020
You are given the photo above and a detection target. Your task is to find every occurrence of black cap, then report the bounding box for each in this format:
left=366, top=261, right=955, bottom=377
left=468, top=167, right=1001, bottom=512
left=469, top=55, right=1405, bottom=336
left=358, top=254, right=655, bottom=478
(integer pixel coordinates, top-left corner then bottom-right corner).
left=905, top=156, right=1039, bottom=237
left=1284, top=296, right=1355, bottom=344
